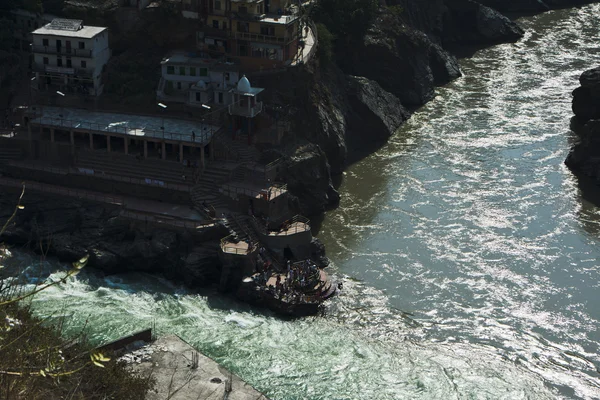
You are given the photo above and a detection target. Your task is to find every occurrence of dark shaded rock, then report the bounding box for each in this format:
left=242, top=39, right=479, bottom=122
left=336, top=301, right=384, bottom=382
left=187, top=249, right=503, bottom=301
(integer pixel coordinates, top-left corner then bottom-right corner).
left=0, top=192, right=203, bottom=280
left=345, top=76, right=411, bottom=160
left=309, top=237, right=329, bottom=268
left=285, top=144, right=339, bottom=216
left=475, top=0, right=550, bottom=12
left=442, top=0, right=525, bottom=46
left=566, top=67, right=600, bottom=198
left=349, top=11, right=462, bottom=106
left=572, top=67, right=600, bottom=121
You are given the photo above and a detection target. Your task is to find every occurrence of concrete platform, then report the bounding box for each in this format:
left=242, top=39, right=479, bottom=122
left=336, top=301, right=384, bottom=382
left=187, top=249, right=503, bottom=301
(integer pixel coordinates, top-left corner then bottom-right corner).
left=125, top=335, right=268, bottom=400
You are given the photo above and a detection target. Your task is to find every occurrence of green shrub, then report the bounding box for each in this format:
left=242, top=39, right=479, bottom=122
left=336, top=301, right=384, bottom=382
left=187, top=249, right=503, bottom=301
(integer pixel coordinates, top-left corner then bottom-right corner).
left=316, top=23, right=335, bottom=66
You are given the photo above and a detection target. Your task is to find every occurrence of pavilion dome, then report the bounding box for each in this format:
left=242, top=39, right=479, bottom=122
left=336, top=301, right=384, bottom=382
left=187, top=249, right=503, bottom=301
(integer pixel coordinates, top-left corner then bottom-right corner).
left=196, top=80, right=207, bottom=89
left=237, top=75, right=251, bottom=93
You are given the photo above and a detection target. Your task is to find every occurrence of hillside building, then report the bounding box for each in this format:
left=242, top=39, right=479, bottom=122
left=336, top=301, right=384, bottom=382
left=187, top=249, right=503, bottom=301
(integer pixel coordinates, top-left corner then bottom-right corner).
left=31, top=19, right=111, bottom=96
left=188, top=0, right=307, bottom=71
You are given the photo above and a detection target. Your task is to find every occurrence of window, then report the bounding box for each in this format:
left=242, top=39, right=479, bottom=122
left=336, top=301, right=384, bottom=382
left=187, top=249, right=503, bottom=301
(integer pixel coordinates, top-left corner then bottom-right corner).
left=238, top=44, right=248, bottom=56
left=260, top=25, right=275, bottom=36
left=57, top=58, right=62, bottom=67
left=66, top=58, right=72, bottom=68
left=189, top=67, right=196, bottom=76
left=212, top=19, right=219, bottom=29
left=177, top=82, right=182, bottom=90
left=42, top=38, right=48, bottom=46
left=218, top=92, right=223, bottom=103
left=56, top=39, right=61, bottom=47
left=43, top=57, right=49, bottom=65
left=239, top=6, right=247, bottom=13
left=196, top=92, right=201, bottom=102
left=167, top=65, right=174, bottom=74
left=81, top=60, right=87, bottom=68
left=223, top=21, right=227, bottom=30
left=237, top=22, right=249, bottom=32
left=214, top=0, right=221, bottom=10
left=179, top=66, right=185, bottom=75
left=199, top=68, right=208, bottom=77
left=224, top=72, right=230, bottom=81
left=78, top=41, right=85, bottom=49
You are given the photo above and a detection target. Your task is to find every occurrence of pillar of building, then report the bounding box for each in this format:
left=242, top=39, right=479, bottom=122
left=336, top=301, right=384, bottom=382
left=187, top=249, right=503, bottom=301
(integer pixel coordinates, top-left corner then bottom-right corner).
left=143, top=140, right=148, bottom=158
left=107, top=135, right=111, bottom=152
left=70, top=130, right=74, bottom=145
left=124, top=137, right=129, bottom=155
left=50, top=128, right=55, bottom=143
left=200, top=144, right=205, bottom=168
left=247, top=118, right=252, bottom=145
left=179, top=142, right=184, bottom=164
left=161, top=142, right=166, bottom=160
left=89, top=132, right=94, bottom=149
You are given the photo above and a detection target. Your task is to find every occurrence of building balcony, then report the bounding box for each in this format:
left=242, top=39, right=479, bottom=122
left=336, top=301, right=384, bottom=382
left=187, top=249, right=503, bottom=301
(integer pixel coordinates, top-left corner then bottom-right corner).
left=33, top=64, right=94, bottom=78
left=32, top=45, right=93, bottom=58
left=229, top=101, right=263, bottom=118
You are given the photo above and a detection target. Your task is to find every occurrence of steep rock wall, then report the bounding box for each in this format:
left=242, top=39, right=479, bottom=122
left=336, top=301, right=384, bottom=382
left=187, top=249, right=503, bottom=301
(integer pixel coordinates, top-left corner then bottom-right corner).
left=565, top=66, right=600, bottom=183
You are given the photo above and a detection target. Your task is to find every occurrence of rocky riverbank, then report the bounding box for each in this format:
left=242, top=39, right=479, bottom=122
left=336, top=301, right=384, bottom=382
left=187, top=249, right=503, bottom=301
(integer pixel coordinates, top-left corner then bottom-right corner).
left=258, top=0, right=527, bottom=216
left=0, top=190, right=227, bottom=281
left=565, top=66, right=600, bottom=188
left=274, top=0, right=599, bottom=217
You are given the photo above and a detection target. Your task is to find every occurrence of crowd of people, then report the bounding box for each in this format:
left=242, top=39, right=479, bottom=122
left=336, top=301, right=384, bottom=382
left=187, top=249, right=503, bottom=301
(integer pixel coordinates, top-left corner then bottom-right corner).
left=253, top=247, right=322, bottom=302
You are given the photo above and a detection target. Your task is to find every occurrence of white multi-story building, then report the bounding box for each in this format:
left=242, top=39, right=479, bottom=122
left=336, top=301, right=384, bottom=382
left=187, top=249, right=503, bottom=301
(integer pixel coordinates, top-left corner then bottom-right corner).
left=32, top=19, right=111, bottom=96
left=156, top=52, right=242, bottom=107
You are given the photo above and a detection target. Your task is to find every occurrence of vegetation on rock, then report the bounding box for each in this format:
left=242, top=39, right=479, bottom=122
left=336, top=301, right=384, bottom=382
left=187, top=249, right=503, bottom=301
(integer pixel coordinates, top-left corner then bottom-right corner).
left=0, top=188, right=154, bottom=399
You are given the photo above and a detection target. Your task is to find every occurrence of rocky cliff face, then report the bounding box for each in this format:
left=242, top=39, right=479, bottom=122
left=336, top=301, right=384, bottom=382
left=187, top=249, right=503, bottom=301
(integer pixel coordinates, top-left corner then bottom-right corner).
left=565, top=67, right=600, bottom=183
left=268, top=0, right=530, bottom=216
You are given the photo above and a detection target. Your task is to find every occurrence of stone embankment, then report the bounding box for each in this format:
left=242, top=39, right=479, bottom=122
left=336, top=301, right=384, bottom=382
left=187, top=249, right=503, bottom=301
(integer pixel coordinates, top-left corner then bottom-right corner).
left=565, top=66, right=600, bottom=184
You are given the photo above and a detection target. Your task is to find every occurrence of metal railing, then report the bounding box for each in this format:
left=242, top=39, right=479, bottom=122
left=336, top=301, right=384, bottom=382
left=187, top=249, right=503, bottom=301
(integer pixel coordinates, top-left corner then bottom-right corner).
left=32, top=116, right=212, bottom=144
left=120, top=210, right=214, bottom=230
left=220, top=234, right=256, bottom=255
left=250, top=214, right=309, bottom=236
left=32, top=45, right=93, bottom=57
left=228, top=102, right=263, bottom=118
left=235, top=32, right=291, bottom=44
left=74, top=167, right=191, bottom=192
left=219, top=182, right=263, bottom=198
left=0, top=176, right=124, bottom=205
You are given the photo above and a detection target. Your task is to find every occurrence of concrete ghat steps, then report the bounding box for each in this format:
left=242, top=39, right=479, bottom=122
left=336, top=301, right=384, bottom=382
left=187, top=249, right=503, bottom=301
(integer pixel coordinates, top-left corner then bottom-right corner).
left=0, top=148, right=23, bottom=162
left=76, top=150, right=190, bottom=185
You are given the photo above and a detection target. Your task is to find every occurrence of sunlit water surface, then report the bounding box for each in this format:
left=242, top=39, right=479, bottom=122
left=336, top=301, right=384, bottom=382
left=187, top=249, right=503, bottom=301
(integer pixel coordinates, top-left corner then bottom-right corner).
left=7, top=5, right=600, bottom=399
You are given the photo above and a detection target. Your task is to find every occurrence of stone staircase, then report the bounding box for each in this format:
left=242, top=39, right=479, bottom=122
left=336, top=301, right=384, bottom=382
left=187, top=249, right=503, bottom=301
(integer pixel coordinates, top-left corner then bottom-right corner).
left=75, top=150, right=191, bottom=186
left=189, top=161, right=238, bottom=214
left=222, top=213, right=284, bottom=270
left=0, top=148, right=23, bottom=163
left=212, top=128, right=261, bottom=163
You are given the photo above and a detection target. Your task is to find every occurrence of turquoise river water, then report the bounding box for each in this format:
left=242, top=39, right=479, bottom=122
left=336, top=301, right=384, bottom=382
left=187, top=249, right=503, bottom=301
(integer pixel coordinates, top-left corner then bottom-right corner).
left=6, top=4, right=600, bottom=399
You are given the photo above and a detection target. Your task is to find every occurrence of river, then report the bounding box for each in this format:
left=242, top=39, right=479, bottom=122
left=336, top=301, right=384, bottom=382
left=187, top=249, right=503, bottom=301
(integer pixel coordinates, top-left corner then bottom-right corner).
left=9, top=4, right=600, bottom=399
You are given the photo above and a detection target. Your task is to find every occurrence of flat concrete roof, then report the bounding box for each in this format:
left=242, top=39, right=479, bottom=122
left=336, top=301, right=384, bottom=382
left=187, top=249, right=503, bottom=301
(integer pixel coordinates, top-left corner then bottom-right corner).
left=31, top=106, right=220, bottom=145
left=32, top=23, right=107, bottom=39
left=124, top=335, right=268, bottom=400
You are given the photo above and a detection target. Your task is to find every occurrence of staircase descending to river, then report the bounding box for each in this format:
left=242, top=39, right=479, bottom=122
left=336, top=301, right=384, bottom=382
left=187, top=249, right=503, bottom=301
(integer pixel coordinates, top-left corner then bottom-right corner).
left=212, top=127, right=261, bottom=163
left=189, top=161, right=238, bottom=216
left=222, top=212, right=284, bottom=270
